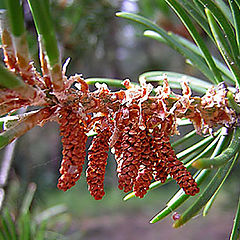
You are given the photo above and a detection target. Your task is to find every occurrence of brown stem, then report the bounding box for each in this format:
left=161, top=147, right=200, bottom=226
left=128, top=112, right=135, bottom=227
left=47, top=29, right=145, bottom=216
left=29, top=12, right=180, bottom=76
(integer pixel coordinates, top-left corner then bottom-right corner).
left=0, top=107, right=56, bottom=150
left=0, top=99, right=29, bottom=116
left=0, top=89, right=20, bottom=103
left=1, top=28, right=19, bottom=72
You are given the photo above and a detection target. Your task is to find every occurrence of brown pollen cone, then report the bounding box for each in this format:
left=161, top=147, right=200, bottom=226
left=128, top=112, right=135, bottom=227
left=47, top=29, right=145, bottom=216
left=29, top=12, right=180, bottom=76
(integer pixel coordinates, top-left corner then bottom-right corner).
left=151, top=127, right=168, bottom=183
left=159, top=124, right=199, bottom=196
left=133, top=131, right=154, bottom=198
left=86, top=119, right=112, bottom=200
left=57, top=106, right=88, bottom=191
left=149, top=116, right=199, bottom=196
left=164, top=141, right=199, bottom=196
left=147, top=116, right=172, bottom=183
left=115, top=105, right=143, bottom=193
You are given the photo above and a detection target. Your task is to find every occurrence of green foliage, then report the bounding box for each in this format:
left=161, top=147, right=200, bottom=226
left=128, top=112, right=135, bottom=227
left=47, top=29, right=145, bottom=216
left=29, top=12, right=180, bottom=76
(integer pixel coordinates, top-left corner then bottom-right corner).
left=193, top=128, right=240, bottom=169
left=227, top=90, right=240, bottom=114
left=0, top=183, right=68, bottom=240
left=116, top=11, right=218, bottom=83
left=165, top=0, right=223, bottom=84
left=138, top=0, right=170, bottom=16
left=27, top=0, right=60, bottom=67
left=0, top=64, right=29, bottom=90
left=143, top=30, right=235, bottom=84
left=173, top=154, right=237, bottom=228
left=4, top=0, right=25, bottom=37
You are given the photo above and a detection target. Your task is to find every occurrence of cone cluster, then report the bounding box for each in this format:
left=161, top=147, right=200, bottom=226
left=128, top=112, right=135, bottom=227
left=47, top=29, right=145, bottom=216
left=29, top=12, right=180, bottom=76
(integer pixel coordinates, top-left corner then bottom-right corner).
left=1, top=15, right=239, bottom=201
left=56, top=79, right=201, bottom=199
left=112, top=108, right=199, bottom=198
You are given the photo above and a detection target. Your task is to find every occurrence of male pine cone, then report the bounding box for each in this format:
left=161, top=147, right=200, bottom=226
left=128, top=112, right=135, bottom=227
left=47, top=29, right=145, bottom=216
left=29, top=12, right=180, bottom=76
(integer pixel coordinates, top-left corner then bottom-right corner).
left=57, top=106, right=87, bottom=191
left=86, top=119, right=112, bottom=200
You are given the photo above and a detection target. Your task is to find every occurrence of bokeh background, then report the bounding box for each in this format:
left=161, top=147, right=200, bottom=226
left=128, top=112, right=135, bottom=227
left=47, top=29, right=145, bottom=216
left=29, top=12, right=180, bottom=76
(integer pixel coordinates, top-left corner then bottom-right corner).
left=0, top=0, right=239, bottom=239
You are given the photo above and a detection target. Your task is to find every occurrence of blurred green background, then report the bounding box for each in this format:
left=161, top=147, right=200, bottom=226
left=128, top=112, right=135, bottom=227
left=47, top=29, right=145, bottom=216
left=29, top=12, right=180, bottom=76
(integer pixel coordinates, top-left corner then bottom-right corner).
left=0, top=0, right=239, bottom=239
